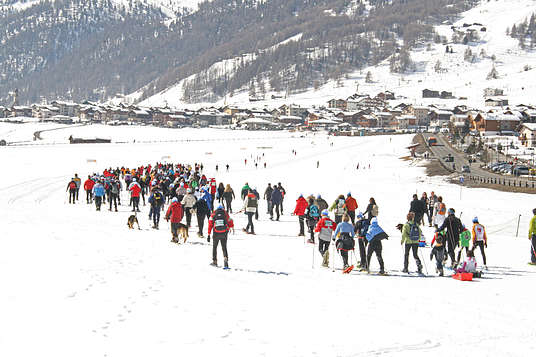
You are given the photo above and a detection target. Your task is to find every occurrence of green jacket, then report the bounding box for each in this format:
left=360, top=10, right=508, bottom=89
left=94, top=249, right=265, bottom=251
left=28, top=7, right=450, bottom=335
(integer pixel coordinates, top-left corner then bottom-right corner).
left=459, top=229, right=471, bottom=247
left=401, top=220, right=422, bottom=245
left=529, top=215, right=536, bottom=238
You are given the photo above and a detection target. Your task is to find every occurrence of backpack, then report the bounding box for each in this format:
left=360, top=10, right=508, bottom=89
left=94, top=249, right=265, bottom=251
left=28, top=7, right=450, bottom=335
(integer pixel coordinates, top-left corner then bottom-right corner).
left=213, top=210, right=228, bottom=233
left=335, top=199, right=345, bottom=215
left=308, top=204, right=319, bottom=218
left=408, top=223, right=420, bottom=241
left=69, top=181, right=76, bottom=189
left=247, top=196, right=258, bottom=208
left=153, top=191, right=163, bottom=205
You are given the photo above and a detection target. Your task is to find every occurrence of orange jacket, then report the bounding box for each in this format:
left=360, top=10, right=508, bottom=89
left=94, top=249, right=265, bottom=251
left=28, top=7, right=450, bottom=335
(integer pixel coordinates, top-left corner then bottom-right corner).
left=345, top=196, right=358, bottom=212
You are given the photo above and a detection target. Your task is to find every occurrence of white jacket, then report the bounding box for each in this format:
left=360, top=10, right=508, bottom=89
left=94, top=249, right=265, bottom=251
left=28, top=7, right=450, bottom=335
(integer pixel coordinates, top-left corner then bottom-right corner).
left=181, top=193, right=196, bottom=208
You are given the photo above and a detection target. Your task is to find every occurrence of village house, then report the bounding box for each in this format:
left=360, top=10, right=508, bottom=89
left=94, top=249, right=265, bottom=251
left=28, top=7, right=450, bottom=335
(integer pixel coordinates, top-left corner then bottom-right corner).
left=32, top=105, right=60, bottom=120
left=429, top=109, right=453, bottom=128
left=485, top=97, right=509, bottom=107
left=483, top=88, right=504, bottom=97
left=0, top=106, right=6, bottom=118
left=10, top=105, right=32, bottom=117
left=396, top=115, right=417, bottom=129
left=327, top=99, right=347, bottom=110
left=471, top=113, right=520, bottom=134
left=520, top=123, right=536, bottom=147
left=50, top=101, right=79, bottom=117
left=375, top=91, right=395, bottom=101
left=422, top=89, right=440, bottom=98
left=128, top=109, right=152, bottom=124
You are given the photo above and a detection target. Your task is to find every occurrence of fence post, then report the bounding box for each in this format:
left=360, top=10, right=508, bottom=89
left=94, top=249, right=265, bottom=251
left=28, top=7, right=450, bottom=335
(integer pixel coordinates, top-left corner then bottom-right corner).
left=516, top=214, right=521, bottom=237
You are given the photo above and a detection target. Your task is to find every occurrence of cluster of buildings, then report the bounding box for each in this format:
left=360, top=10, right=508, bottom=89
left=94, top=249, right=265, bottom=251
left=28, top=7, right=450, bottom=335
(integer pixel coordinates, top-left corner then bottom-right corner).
left=2, top=87, right=536, bottom=143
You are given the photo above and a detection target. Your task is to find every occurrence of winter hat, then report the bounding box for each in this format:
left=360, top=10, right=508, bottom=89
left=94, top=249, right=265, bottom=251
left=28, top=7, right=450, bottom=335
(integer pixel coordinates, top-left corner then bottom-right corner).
left=357, top=212, right=364, bottom=219
left=171, top=197, right=178, bottom=203
left=321, top=210, right=329, bottom=217
left=448, top=208, right=455, bottom=214
left=317, top=194, right=322, bottom=199
left=347, top=192, right=351, bottom=197
left=217, top=204, right=224, bottom=210
left=299, top=194, right=303, bottom=198
left=472, top=217, right=479, bottom=223
left=371, top=217, right=378, bottom=225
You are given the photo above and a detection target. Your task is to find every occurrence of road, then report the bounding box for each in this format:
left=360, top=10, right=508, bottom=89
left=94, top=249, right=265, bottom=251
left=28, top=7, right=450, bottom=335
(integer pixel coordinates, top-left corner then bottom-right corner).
left=421, top=133, right=536, bottom=190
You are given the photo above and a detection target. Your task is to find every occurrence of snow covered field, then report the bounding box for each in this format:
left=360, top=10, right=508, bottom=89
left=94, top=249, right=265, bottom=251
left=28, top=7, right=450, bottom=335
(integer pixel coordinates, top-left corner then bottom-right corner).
left=1, top=123, right=536, bottom=356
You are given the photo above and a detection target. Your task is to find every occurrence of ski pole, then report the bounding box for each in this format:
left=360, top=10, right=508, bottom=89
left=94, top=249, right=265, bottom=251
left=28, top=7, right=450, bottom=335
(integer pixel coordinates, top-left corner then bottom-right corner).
left=332, top=240, right=335, bottom=272
left=312, top=239, right=315, bottom=269
left=419, top=249, right=429, bottom=275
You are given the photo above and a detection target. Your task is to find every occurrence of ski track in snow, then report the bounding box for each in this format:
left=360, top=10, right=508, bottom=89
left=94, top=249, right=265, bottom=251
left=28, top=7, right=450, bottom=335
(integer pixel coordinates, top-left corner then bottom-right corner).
left=1, top=124, right=536, bottom=356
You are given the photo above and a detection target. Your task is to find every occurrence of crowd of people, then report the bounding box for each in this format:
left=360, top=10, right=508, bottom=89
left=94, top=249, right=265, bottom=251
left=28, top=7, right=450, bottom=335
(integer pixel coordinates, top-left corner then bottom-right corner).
left=66, top=167, right=536, bottom=275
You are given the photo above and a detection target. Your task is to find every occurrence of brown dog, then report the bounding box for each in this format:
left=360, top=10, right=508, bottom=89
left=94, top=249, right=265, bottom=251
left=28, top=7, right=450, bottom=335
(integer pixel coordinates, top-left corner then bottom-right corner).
left=171, top=223, right=189, bottom=243
left=127, top=215, right=140, bottom=230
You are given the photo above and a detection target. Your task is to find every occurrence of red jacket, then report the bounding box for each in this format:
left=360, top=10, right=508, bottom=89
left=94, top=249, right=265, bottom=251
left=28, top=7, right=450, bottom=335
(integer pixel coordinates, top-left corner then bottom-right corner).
left=165, top=201, right=184, bottom=223
left=208, top=210, right=234, bottom=234
left=83, top=179, right=95, bottom=191
left=129, top=182, right=141, bottom=197
left=314, top=217, right=335, bottom=232
left=345, top=196, right=358, bottom=212
left=293, top=197, right=308, bottom=216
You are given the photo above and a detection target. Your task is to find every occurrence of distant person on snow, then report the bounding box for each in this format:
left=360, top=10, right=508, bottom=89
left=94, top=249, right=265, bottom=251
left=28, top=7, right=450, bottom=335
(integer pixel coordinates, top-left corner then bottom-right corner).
left=208, top=204, right=234, bottom=268
left=293, top=194, right=308, bottom=236
left=243, top=189, right=258, bottom=235
left=366, top=217, right=388, bottom=275
left=334, top=214, right=355, bottom=270
left=270, top=185, right=283, bottom=221
left=264, top=183, right=273, bottom=215
left=129, top=178, right=142, bottom=212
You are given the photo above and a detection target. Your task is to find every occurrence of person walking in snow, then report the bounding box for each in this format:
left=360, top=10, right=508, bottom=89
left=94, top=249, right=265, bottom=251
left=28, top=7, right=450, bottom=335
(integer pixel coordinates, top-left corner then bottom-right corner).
left=409, top=194, right=425, bottom=226
left=223, top=184, right=235, bottom=213
left=73, top=174, right=81, bottom=202
left=108, top=178, right=120, bottom=212
left=354, top=212, right=370, bottom=271
left=329, top=194, right=346, bottom=224
left=293, top=194, right=308, bottom=236
left=305, top=197, right=320, bottom=243
left=430, top=230, right=445, bottom=276
left=344, top=193, right=358, bottom=225
left=208, top=204, right=234, bottom=268
left=264, top=183, right=274, bottom=215
left=192, top=193, right=210, bottom=238
left=242, top=189, right=258, bottom=235
left=92, top=180, right=105, bottom=211
left=129, top=178, right=142, bottom=212
left=315, top=210, right=335, bottom=267
left=83, top=175, right=95, bottom=204
left=315, top=195, right=328, bottom=212
left=240, top=182, right=250, bottom=201
left=181, top=188, right=197, bottom=228
left=471, top=217, right=488, bottom=268
left=433, top=196, right=447, bottom=228
left=428, top=191, right=438, bottom=227
left=401, top=212, right=423, bottom=274
left=66, top=178, right=77, bottom=204
left=270, top=185, right=282, bottom=221
left=165, top=197, right=184, bottom=243
left=277, top=182, right=286, bottom=214
left=457, top=224, right=471, bottom=265
left=148, top=186, right=165, bottom=229
left=529, top=208, right=536, bottom=265
left=437, top=208, right=463, bottom=268
left=365, top=217, right=388, bottom=274
left=364, top=197, right=378, bottom=220
left=334, top=214, right=355, bottom=270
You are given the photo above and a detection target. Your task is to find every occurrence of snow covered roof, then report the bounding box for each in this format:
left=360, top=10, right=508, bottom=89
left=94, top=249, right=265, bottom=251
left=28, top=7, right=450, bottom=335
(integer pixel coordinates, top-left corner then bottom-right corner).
left=240, top=118, right=275, bottom=125
left=486, top=113, right=520, bottom=121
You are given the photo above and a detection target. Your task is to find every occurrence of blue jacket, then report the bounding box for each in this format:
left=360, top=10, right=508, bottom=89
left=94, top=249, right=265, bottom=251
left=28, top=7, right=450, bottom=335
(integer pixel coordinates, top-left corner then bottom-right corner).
left=201, top=190, right=212, bottom=211
left=366, top=220, right=387, bottom=242
left=334, top=222, right=355, bottom=238
left=92, top=183, right=105, bottom=197
left=271, top=188, right=282, bottom=204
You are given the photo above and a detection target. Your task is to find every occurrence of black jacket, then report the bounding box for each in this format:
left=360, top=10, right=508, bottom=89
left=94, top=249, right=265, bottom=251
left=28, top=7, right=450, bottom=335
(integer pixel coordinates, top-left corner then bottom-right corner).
left=438, top=214, right=463, bottom=245
left=410, top=198, right=425, bottom=215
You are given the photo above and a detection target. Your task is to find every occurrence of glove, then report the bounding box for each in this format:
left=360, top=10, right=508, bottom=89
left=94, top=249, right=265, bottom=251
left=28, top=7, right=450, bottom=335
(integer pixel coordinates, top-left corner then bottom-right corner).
left=485, top=243, right=487, bottom=248
left=207, top=235, right=211, bottom=242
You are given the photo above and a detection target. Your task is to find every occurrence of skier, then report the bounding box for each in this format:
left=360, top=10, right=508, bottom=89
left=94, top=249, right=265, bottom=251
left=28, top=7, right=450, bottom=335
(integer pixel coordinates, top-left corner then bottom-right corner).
left=457, top=224, right=471, bottom=265
left=92, top=180, right=105, bottom=211
left=344, top=193, right=358, bottom=225
left=329, top=194, right=346, bottom=224
left=314, top=210, right=335, bottom=267
left=305, top=198, right=320, bottom=243
left=165, top=197, right=184, bottom=243
left=242, top=189, right=258, bottom=235
left=471, top=217, right=488, bottom=268
left=83, top=175, right=95, bottom=204
left=223, top=184, right=235, bottom=213
left=365, top=217, right=387, bottom=275
left=148, top=186, right=165, bottom=229
left=333, top=214, right=355, bottom=270
left=437, top=208, right=463, bottom=268
left=207, top=204, right=234, bottom=268
left=181, top=188, right=197, bottom=228
left=364, top=197, right=378, bottom=220
left=401, top=212, right=423, bottom=274
left=66, top=178, right=77, bottom=204
left=270, top=185, right=282, bottom=221
left=354, top=212, right=370, bottom=271
left=529, top=208, right=536, bottom=265
left=292, top=194, right=308, bottom=236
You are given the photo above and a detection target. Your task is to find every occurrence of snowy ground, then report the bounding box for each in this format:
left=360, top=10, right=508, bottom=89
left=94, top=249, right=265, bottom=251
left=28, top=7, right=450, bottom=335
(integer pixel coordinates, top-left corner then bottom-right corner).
left=1, top=123, right=536, bottom=356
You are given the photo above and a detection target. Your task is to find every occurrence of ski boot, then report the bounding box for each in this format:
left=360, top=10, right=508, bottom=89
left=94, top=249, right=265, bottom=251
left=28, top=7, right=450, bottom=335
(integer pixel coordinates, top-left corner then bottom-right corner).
left=197, top=232, right=203, bottom=238
left=223, top=259, right=229, bottom=270
left=307, top=238, right=314, bottom=244
left=322, top=251, right=329, bottom=267
left=210, top=261, right=217, bottom=267
left=402, top=268, right=409, bottom=273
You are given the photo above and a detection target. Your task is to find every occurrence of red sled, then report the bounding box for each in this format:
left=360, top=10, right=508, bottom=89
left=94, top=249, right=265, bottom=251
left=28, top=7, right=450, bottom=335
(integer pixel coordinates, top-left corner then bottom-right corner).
left=452, top=272, right=473, bottom=281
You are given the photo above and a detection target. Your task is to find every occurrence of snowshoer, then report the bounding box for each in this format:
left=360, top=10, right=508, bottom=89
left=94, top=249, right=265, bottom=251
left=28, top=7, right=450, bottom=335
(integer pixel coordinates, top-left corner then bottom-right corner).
left=181, top=188, right=197, bottom=228
left=344, top=193, right=358, bottom=225
left=315, top=195, right=328, bottom=212
left=264, top=183, right=274, bottom=215
left=66, top=178, right=77, bottom=204
left=83, top=175, right=95, bottom=203
left=305, top=198, right=320, bottom=243
left=401, top=212, right=423, bottom=274
left=471, top=217, right=488, bottom=268
left=365, top=217, right=388, bottom=274
left=437, top=208, right=463, bottom=268
left=315, top=210, right=335, bottom=267
left=364, top=197, right=378, bottom=220
left=92, top=181, right=105, bottom=211
left=354, top=212, right=370, bottom=270
left=409, top=194, right=425, bottom=225
left=293, top=194, right=308, bottom=236
left=243, top=189, right=258, bottom=234
left=73, top=174, right=81, bottom=201
left=165, top=197, right=184, bottom=243
left=270, top=185, right=282, bottom=221
left=457, top=224, right=471, bottom=264
left=329, top=194, right=346, bottom=224
left=334, top=214, right=355, bottom=270
left=208, top=204, right=234, bottom=268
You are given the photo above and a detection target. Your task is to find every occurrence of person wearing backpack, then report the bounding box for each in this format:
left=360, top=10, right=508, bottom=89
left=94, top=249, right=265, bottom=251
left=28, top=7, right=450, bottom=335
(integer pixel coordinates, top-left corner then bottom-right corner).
left=334, top=214, right=355, bottom=270
left=83, top=175, right=95, bottom=204
left=208, top=204, right=234, bottom=268
left=401, top=212, right=423, bottom=274
left=471, top=217, right=488, bottom=268
left=181, top=188, right=197, bottom=228
left=433, top=196, right=446, bottom=228
left=437, top=208, right=463, bottom=268
left=354, top=212, right=370, bottom=271
left=66, top=178, right=77, bottom=204
left=92, top=180, right=105, bottom=211
left=315, top=210, right=335, bottom=267
left=305, top=198, right=320, bottom=243
left=270, top=185, right=282, bottom=221
left=315, top=195, right=328, bottom=212
left=108, top=179, right=120, bottom=212
left=329, top=194, right=346, bottom=224
left=243, top=189, right=258, bottom=234
left=293, top=194, right=308, bottom=236
left=149, top=187, right=165, bottom=229
left=457, top=224, right=471, bottom=265
left=430, top=230, right=446, bottom=276
left=365, top=217, right=388, bottom=274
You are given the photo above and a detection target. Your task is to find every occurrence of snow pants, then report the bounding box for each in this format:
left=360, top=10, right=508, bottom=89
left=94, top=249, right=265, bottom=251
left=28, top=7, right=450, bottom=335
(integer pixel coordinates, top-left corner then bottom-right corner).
left=224, top=197, right=233, bottom=213
left=212, top=234, right=228, bottom=263
left=95, top=196, right=102, bottom=211
left=358, top=238, right=368, bottom=268
left=153, top=206, right=161, bottom=227
left=404, top=244, right=422, bottom=271
left=366, top=238, right=384, bottom=272
left=69, top=189, right=76, bottom=204
left=109, top=193, right=118, bottom=211
left=197, top=212, right=207, bottom=235
left=319, top=239, right=330, bottom=256
left=132, top=197, right=140, bottom=212
left=184, top=208, right=192, bottom=227
left=431, top=246, right=444, bottom=272
left=298, top=215, right=305, bottom=235
left=86, top=190, right=93, bottom=203
left=474, top=240, right=487, bottom=265
left=531, top=235, right=536, bottom=264
left=347, top=210, right=355, bottom=225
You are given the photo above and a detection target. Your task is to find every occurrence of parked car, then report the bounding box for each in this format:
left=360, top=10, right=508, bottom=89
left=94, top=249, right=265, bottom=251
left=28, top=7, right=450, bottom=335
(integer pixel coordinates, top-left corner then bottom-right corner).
left=513, top=166, right=530, bottom=176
